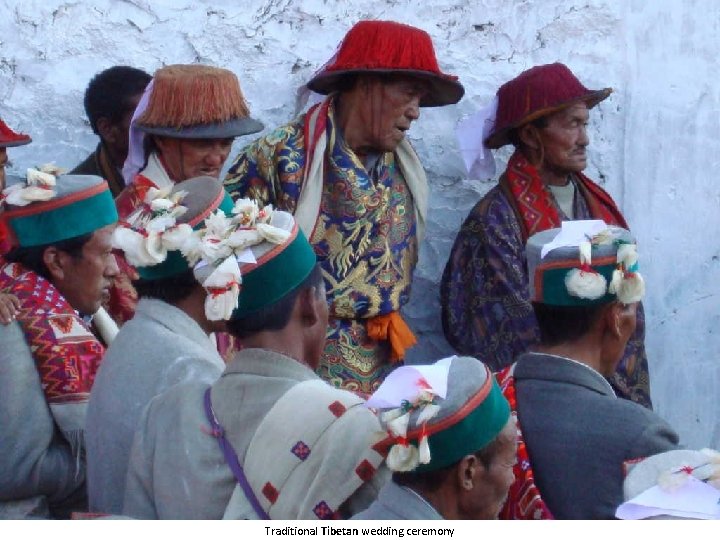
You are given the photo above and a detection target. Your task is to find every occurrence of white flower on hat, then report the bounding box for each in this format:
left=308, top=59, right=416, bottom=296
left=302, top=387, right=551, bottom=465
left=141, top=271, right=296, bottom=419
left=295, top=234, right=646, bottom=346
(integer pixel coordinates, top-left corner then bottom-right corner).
left=37, top=163, right=66, bottom=176
left=616, top=243, right=638, bottom=268
left=3, top=184, right=55, bottom=206
left=144, top=186, right=171, bottom=204
left=113, top=227, right=157, bottom=267
left=144, top=231, right=168, bottom=263
left=204, top=210, right=233, bottom=238
left=418, top=436, right=431, bottom=465
left=386, top=412, right=410, bottom=439
left=180, top=234, right=203, bottom=267
left=202, top=256, right=242, bottom=321
left=161, top=224, right=194, bottom=251
left=200, top=233, right=233, bottom=261
left=150, top=198, right=175, bottom=212
left=617, top=272, right=645, bottom=304
left=257, top=222, right=291, bottom=244
left=565, top=269, right=607, bottom=300
left=146, top=214, right=176, bottom=233
left=608, top=268, right=623, bottom=295
left=26, top=168, right=57, bottom=187
left=231, top=198, right=259, bottom=226
left=387, top=443, right=420, bottom=473
left=226, top=228, right=262, bottom=250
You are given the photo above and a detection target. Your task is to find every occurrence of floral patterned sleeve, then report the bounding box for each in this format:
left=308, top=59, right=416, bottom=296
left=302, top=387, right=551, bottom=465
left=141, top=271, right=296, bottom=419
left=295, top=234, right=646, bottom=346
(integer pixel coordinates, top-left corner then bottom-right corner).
left=440, top=186, right=540, bottom=372
left=223, top=120, right=306, bottom=213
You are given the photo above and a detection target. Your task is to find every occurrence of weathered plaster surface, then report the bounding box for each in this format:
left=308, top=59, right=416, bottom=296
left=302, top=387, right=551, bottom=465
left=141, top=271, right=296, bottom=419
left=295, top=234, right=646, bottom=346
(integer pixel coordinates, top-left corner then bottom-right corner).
left=1, top=0, right=718, bottom=448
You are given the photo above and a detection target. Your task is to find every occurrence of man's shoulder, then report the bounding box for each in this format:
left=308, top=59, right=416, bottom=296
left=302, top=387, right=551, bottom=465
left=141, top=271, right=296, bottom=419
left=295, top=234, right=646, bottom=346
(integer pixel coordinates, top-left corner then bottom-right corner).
left=243, top=115, right=305, bottom=156
left=69, top=149, right=101, bottom=176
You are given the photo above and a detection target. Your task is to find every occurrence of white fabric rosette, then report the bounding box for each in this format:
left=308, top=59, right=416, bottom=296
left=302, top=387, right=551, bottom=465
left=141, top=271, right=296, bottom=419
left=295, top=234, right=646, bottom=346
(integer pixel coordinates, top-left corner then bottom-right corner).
left=387, top=443, right=420, bottom=473
left=201, top=256, right=242, bottom=321
left=112, top=227, right=158, bottom=267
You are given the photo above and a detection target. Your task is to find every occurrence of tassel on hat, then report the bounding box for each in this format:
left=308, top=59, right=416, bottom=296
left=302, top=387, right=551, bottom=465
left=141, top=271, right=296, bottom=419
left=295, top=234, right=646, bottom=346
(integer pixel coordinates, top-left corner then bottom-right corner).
left=137, top=65, right=250, bottom=129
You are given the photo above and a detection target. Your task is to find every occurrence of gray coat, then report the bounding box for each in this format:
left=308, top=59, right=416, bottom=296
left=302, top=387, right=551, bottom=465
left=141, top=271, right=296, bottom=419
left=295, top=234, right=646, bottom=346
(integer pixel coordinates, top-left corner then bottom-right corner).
left=123, top=348, right=386, bottom=519
left=86, top=298, right=224, bottom=514
left=514, top=352, right=680, bottom=519
left=351, top=481, right=443, bottom=520
left=0, top=321, right=85, bottom=518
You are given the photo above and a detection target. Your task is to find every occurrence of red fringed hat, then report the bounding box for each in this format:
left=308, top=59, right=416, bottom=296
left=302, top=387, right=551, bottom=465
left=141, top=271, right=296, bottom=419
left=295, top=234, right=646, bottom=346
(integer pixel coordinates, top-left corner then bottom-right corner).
left=485, top=63, right=612, bottom=149
left=307, top=20, right=464, bottom=107
left=0, top=119, right=31, bottom=148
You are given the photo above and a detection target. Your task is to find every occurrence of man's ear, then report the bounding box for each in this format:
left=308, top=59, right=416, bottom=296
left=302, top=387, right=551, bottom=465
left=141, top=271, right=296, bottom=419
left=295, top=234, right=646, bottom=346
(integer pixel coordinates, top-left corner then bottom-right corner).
left=297, top=287, right=320, bottom=328
left=518, top=123, right=541, bottom=150
left=456, top=454, right=481, bottom=492
left=604, top=302, right=623, bottom=339
left=42, top=246, right=67, bottom=282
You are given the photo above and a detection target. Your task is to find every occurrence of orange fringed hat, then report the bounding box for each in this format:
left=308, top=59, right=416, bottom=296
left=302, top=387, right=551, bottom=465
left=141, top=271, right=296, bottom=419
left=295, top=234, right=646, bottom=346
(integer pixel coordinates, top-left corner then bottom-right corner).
left=485, top=63, right=612, bottom=149
left=307, top=20, right=464, bottom=107
left=0, top=118, right=31, bottom=148
left=135, top=65, right=263, bottom=139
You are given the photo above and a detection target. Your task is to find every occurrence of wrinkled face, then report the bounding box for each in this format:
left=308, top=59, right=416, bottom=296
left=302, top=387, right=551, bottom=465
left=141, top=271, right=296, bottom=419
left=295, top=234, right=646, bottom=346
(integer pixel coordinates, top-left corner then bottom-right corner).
left=0, top=148, right=7, bottom=192
left=537, top=102, right=590, bottom=175
left=361, top=76, right=429, bottom=152
left=463, top=418, right=518, bottom=520
left=54, top=225, right=119, bottom=315
left=154, top=136, right=234, bottom=181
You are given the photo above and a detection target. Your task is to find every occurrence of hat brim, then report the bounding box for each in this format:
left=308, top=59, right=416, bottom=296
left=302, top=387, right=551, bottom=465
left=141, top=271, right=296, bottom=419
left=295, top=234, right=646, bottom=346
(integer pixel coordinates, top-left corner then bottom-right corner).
left=485, top=87, right=612, bottom=149
left=0, top=135, right=32, bottom=148
left=307, top=69, right=465, bottom=107
left=136, top=117, right=264, bottom=139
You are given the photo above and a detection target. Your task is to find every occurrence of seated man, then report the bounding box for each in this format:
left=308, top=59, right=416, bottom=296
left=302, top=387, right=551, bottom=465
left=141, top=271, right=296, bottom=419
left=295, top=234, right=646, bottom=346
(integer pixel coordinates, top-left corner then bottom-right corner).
left=86, top=177, right=233, bottom=514
left=123, top=209, right=387, bottom=519
left=71, top=66, right=151, bottom=197
left=0, top=173, right=118, bottom=518
left=353, top=356, right=516, bottom=520
left=498, top=222, right=680, bottom=519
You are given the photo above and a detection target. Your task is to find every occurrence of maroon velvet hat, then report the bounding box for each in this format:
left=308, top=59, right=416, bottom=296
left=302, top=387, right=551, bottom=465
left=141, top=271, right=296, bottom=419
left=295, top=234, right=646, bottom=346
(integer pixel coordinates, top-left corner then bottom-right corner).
left=0, top=119, right=31, bottom=148
left=485, top=62, right=612, bottom=149
left=307, top=20, right=464, bottom=107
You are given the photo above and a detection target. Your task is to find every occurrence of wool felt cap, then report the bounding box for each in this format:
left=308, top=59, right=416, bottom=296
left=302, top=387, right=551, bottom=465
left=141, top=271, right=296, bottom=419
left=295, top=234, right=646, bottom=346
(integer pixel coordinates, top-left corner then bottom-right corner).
left=135, top=176, right=235, bottom=281
left=0, top=119, right=31, bottom=148
left=307, top=20, right=464, bottom=107
left=228, top=211, right=317, bottom=320
left=376, top=356, right=511, bottom=473
left=3, top=175, right=117, bottom=248
left=485, top=62, right=612, bottom=149
left=527, top=225, right=639, bottom=307
left=134, top=64, right=263, bottom=139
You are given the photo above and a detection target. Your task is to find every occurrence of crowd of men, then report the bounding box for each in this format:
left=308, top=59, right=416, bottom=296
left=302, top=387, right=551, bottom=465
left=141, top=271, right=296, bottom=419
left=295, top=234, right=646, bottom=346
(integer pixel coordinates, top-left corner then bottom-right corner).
left=0, top=19, right=691, bottom=520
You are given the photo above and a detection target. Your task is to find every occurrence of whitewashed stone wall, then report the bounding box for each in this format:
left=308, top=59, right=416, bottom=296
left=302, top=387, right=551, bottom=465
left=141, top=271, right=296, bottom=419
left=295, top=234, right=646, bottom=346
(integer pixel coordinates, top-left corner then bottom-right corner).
left=2, top=0, right=718, bottom=449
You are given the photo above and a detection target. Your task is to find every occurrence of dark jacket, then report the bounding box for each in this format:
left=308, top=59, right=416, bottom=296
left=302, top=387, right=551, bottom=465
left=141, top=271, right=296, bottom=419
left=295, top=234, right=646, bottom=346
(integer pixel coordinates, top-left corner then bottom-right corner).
left=515, top=352, right=680, bottom=519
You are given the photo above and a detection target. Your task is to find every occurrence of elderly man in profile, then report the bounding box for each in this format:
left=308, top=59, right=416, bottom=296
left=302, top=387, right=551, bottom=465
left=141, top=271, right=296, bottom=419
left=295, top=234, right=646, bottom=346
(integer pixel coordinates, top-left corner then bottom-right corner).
left=0, top=173, right=118, bottom=518
left=225, top=20, right=464, bottom=395
left=441, top=63, right=651, bottom=407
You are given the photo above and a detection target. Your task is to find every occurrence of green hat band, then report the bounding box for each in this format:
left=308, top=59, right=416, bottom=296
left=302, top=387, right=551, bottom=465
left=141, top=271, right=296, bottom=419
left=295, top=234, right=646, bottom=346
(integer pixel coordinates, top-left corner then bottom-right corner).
left=7, top=183, right=117, bottom=247
left=232, top=226, right=317, bottom=319
left=413, top=376, right=511, bottom=473
left=136, top=191, right=235, bottom=281
left=533, top=255, right=618, bottom=306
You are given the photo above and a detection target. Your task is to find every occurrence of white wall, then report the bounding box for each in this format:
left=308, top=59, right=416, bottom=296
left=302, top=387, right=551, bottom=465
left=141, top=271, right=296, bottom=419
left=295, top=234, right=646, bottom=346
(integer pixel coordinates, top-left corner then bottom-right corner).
left=2, top=0, right=718, bottom=448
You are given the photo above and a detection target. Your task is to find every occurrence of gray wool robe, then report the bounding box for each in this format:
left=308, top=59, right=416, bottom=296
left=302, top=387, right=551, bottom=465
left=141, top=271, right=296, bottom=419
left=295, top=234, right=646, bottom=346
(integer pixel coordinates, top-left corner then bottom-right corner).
left=514, top=352, right=680, bottom=519
left=85, top=298, right=225, bottom=514
left=0, top=321, right=86, bottom=518
left=123, top=348, right=387, bottom=519
left=351, top=481, right=444, bottom=520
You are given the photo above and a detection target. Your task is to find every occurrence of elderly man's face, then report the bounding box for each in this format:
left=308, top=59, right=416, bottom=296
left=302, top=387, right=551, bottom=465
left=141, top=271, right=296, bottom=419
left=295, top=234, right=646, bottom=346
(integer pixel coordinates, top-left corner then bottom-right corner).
left=154, top=136, right=234, bottom=181
left=361, top=76, right=428, bottom=153
left=537, top=102, right=590, bottom=175
left=50, top=224, right=119, bottom=315
left=0, top=148, right=7, bottom=192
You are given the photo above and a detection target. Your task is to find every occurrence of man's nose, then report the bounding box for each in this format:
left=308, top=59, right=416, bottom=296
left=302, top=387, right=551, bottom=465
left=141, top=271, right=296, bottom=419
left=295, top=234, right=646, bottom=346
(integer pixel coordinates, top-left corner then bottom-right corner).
left=406, top=97, right=421, bottom=121
left=106, top=253, right=121, bottom=278
left=578, top=125, right=589, bottom=146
